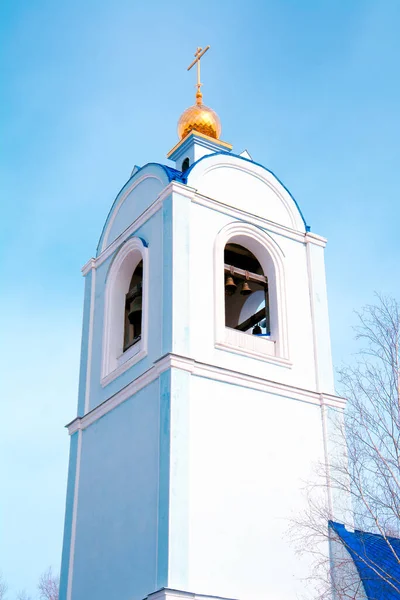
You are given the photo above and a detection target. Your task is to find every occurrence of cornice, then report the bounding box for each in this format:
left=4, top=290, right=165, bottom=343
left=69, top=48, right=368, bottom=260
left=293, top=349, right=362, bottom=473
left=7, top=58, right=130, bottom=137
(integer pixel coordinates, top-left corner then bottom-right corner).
left=167, top=131, right=232, bottom=159
left=192, top=190, right=307, bottom=244
left=81, top=184, right=327, bottom=278
left=169, top=181, right=196, bottom=200
left=67, top=353, right=346, bottom=435
left=81, top=258, right=96, bottom=276
left=305, top=231, right=328, bottom=247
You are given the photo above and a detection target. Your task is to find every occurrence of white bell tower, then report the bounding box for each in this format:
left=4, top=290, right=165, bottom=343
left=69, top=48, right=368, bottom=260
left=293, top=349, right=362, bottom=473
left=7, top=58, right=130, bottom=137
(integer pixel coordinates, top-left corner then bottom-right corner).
left=59, top=48, right=344, bottom=600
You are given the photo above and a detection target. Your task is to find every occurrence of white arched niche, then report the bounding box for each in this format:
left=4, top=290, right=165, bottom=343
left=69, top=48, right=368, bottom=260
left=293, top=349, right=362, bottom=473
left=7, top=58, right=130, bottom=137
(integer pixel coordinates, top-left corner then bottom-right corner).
left=101, top=237, right=149, bottom=386
left=214, top=222, right=290, bottom=364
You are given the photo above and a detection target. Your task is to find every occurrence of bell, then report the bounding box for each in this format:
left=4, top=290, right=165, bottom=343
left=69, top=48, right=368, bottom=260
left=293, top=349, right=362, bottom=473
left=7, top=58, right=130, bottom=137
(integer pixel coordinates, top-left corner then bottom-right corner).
left=240, top=280, right=252, bottom=296
left=225, top=275, right=237, bottom=296
left=128, top=294, right=142, bottom=326
left=252, top=324, right=262, bottom=335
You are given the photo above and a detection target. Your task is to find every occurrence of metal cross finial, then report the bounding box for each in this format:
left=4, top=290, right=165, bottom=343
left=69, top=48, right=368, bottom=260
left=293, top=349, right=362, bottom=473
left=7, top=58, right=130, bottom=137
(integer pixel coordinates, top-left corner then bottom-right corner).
left=187, top=45, right=210, bottom=105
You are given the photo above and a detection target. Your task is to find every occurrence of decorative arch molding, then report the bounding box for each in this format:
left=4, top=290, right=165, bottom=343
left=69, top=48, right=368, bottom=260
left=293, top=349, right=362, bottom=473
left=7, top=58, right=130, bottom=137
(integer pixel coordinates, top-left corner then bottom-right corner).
left=99, top=174, right=164, bottom=254
left=186, top=152, right=307, bottom=233
left=101, top=236, right=149, bottom=387
left=214, top=221, right=290, bottom=364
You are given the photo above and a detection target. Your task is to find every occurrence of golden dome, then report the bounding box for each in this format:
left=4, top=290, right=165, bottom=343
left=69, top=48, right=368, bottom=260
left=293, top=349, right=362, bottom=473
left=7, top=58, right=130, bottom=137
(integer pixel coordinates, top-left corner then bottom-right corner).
left=178, top=91, right=221, bottom=140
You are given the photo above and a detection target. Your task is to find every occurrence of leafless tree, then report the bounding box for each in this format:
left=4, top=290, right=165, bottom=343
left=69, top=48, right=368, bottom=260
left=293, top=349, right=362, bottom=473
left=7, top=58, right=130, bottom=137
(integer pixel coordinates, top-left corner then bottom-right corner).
left=0, top=569, right=58, bottom=600
left=37, top=569, right=59, bottom=600
left=16, top=592, right=32, bottom=600
left=0, top=575, right=7, bottom=600
left=291, top=294, right=400, bottom=599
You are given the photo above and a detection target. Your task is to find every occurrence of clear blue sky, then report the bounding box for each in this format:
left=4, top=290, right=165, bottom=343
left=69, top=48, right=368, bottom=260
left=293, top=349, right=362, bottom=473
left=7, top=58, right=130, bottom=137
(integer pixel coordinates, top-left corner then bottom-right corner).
left=1, top=0, right=399, bottom=595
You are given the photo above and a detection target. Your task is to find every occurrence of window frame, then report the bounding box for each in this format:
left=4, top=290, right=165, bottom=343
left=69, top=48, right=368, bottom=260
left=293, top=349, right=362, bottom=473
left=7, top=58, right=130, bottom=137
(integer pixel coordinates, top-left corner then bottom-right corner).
left=101, top=237, right=149, bottom=387
left=214, top=222, right=290, bottom=365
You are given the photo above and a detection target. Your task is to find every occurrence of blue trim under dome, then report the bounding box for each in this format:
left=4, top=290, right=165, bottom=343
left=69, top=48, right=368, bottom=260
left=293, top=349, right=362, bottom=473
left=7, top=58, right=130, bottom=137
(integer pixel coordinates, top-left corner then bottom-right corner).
left=158, top=164, right=186, bottom=183
left=330, top=521, right=400, bottom=599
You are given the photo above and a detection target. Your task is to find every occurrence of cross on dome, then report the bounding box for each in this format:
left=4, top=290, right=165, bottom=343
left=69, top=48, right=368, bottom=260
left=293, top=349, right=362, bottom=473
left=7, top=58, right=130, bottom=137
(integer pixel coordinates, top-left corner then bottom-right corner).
left=187, top=45, right=210, bottom=106
left=177, top=44, right=221, bottom=141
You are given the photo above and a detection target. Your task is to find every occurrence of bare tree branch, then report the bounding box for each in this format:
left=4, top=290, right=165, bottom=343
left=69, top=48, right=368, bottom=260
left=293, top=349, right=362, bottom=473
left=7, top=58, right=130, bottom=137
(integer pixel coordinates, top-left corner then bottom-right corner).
left=291, top=294, right=400, bottom=599
left=0, top=574, right=7, bottom=600
left=16, top=591, right=33, bottom=600
left=37, top=568, right=59, bottom=600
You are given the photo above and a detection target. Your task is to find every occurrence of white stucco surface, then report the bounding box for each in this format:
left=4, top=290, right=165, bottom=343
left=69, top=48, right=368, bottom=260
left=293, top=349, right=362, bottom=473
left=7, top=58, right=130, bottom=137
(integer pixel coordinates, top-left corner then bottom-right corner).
left=167, top=375, right=328, bottom=600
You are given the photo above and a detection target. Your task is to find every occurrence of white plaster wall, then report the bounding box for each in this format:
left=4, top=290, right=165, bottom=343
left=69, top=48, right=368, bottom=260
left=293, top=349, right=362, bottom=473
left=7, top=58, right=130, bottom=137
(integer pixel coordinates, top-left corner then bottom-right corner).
left=183, top=376, right=328, bottom=600
left=103, top=175, right=165, bottom=250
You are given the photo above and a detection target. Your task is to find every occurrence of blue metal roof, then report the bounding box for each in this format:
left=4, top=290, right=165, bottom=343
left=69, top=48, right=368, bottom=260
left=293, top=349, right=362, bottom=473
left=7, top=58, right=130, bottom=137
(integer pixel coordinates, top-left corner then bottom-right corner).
left=330, top=521, right=400, bottom=599
left=158, top=163, right=185, bottom=183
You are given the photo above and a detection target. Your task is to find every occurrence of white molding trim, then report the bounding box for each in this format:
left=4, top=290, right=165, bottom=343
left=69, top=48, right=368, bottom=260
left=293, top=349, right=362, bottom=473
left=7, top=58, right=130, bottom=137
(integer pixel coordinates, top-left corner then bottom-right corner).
left=193, top=191, right=308, bottom=244
left=305, top=231, right=327, bottom=247
left=81, top=257, right=96, bottom=277
left=84, top=264, right=96, bottom=413
left=100, top=237, right=149, bottom=386
left=101, top=346, right=147, bottom=387
left=81, top=183, right=197, bottom=276
left=66, top=429, right=82, bottom=600
left=67, top=353, right=346, bottom=435
left=306, top=238, right=320, bottom=392
left=92, top=194, right=162, bottom=271
left=81, top=180, right=320, bottom=279
left=215, top=340, right=292, bottom=367
left=101, top=174, right=164, bottom=252
left=214, top=221, right=290, bottom=362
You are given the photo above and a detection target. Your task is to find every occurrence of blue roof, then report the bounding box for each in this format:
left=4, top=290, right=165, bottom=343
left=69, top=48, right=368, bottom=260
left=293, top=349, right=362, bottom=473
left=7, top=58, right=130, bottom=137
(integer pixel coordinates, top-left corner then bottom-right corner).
left=330, top=521, right=400, bottom=599
left=158, top=163, right=185, bottom=183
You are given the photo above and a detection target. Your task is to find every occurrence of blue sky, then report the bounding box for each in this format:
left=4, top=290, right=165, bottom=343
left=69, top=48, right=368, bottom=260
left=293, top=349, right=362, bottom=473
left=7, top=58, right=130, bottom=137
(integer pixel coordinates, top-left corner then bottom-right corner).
left=1, top=0, right=400, bottom=595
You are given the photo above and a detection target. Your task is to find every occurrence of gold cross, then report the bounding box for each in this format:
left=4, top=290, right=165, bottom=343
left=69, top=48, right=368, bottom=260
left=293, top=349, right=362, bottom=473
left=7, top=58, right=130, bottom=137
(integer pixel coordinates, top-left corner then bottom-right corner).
left=187, top=45, right=210, bottom=104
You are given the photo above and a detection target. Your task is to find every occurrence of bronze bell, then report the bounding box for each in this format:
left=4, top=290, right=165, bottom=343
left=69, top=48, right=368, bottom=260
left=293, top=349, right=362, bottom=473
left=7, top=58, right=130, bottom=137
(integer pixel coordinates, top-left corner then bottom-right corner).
left=252, top=324, right=262, bottom=335
left=240, top=280, right=252, bottom=296
left=225, top=275, right=237, bottom=296
left=128, top=294, right=142, bottom=326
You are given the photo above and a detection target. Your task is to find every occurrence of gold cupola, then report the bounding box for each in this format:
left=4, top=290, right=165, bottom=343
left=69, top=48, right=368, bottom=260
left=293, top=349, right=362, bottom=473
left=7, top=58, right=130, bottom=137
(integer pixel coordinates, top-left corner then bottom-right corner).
left=177, top=46, right=222, bottom=141
left=168, top=45, right=232, bottom=170
left=177, top=89, right=221, bottom=140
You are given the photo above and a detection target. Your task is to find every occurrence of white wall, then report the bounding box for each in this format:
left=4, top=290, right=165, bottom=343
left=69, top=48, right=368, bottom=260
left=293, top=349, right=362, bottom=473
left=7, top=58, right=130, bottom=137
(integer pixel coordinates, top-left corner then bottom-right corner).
left=176, top=375, right=328, bottom=600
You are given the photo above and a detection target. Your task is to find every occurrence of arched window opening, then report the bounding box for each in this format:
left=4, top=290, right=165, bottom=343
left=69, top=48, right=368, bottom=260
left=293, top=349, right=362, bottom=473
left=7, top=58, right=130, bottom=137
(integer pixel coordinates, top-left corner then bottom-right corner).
left=224, top=244, right=270, bottom=336
left=123, top=260, right=143, bottom=351
left=182, top=157, right=190, bottom=171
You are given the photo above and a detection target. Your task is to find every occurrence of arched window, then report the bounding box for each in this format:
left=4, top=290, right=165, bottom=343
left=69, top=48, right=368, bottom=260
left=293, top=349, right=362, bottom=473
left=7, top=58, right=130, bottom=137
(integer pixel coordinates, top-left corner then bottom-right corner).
left=101, top=237, right=148, bottom=386
left=224, top=244, right=270, bottom=336
left=123, top=261, right=143, bottom=351
left=182, top=157, right=190, bottom=171
left=214, top=222, right=289, bottom=363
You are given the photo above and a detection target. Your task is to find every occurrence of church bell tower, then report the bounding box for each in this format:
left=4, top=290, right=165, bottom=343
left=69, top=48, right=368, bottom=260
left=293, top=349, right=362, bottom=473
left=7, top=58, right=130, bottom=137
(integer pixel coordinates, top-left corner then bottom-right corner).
left=59, top=47, right=345, bottom=600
